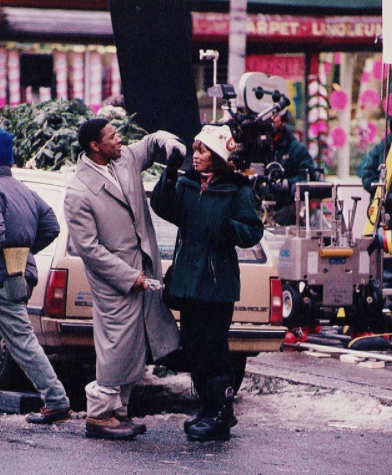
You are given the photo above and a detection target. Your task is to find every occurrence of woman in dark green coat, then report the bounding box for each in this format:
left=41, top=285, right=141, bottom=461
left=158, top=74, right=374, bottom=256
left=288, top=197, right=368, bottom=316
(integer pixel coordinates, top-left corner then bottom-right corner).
left=151, top=124, right=263, bottom=442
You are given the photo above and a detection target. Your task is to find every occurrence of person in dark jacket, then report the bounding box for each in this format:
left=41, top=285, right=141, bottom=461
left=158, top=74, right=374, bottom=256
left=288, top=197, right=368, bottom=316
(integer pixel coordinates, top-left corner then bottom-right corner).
left=360, top=130, right=392, bottom=198
left=359, top=126, right=392, bottom=292
left=261, top=112, right=317, bottom=225
left=151, top=124, right=264, bottom=441
left=0, top=129, right=70, bottom=424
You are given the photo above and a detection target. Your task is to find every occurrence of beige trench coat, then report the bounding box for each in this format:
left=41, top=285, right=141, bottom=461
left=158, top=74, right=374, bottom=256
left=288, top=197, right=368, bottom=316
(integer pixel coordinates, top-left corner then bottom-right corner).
left=64, top=131, right=180, bottom=387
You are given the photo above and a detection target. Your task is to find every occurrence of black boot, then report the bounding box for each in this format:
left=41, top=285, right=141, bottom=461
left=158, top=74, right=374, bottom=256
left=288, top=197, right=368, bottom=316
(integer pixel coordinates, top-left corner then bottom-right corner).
left=184, top=407, right=206, bottom=433
left=184, top=374, right=207, bottom=433
left=184, top=405, right=238, bottom=433
left=187, top=377, right=235, bottom=442
left=184, top=374, right=238, bottom=433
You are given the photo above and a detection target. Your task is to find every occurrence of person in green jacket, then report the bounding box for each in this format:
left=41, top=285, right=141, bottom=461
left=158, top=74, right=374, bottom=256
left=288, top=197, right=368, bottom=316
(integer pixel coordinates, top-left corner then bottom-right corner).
left=151, top=124, right=263, bottom=442
left=260, top=111, right=318, bottom=225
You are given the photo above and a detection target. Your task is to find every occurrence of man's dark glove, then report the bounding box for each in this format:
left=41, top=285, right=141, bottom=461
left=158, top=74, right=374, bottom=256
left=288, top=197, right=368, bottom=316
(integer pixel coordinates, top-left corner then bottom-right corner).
left=166, top=149, right=185, bottom=181
left=165, top=138, right=186, bottom=181
left=165, top=138, right=186, bottom=160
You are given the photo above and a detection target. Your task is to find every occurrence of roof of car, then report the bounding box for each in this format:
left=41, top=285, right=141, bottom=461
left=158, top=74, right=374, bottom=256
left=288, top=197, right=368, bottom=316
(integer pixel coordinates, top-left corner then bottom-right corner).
left=11, top=166, right=160, bottom=192
left=11, top=167, right=69, bottom=186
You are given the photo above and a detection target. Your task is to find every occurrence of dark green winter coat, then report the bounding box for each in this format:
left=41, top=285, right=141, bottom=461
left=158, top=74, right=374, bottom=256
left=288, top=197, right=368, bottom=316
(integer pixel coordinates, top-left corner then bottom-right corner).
left=151, top=169, right=263, bottom=303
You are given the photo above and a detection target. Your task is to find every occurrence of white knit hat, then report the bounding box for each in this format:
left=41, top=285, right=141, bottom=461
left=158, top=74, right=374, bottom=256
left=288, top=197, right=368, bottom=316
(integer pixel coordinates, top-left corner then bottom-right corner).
left=194, top=125, right=237, bottom=161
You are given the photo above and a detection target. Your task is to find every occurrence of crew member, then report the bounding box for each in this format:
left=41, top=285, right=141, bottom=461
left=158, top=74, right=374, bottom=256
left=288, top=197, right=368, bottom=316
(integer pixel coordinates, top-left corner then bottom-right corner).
left=261, top=111, right=317, bottom=226
left=0, top=128, right=71, bottom=425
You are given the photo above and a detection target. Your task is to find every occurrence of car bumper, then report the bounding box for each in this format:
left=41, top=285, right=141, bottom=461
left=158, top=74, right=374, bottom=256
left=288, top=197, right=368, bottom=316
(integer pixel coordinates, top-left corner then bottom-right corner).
left=39, top=317, right=286, bottom=354
left=228, top=325, right=287, bottom=352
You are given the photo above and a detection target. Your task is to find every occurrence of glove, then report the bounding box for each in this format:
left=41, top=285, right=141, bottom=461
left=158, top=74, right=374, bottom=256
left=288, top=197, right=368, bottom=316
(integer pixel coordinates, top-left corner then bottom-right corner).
left=165, top=139, right=186, bottom=162
left=165, top=139, right=186, bottom=180
left=271, top=178, right=289, bottom=193
left=166, top=149, right=185, bottom=181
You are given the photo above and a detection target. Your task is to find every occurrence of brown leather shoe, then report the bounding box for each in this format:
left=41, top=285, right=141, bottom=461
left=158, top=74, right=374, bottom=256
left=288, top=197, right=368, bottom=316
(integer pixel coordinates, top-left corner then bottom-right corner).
left=113, top=413, right=147, bottom=435
left=26, top=407, right=71, bottom=425
left=85, top=416, right=139, bottom=440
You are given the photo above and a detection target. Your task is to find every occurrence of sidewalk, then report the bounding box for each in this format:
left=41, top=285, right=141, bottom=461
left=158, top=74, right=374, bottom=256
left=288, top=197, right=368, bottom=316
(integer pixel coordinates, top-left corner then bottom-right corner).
left=246, top=350, right=392, bottom=405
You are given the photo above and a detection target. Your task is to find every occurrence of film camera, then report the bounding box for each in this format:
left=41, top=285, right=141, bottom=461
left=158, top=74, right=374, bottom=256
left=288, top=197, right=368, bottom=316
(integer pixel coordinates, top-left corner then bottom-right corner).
left=207, top=72, right=291, bottom=186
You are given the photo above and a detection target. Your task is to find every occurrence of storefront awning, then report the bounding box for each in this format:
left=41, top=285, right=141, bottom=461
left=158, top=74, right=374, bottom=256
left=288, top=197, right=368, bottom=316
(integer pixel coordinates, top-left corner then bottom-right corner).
left=0, top=7, right=114, bottom=43
left=0, top=0, right=382, bottom=13
left=0, top=6, right=383, bottom=46
left=187, top=0, right=381, bottom=14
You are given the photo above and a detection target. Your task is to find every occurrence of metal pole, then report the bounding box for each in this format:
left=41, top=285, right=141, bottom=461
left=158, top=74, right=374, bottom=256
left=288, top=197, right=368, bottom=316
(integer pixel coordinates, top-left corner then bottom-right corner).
left=199, top=49, right=219, bottom=123
left=213, top=56, right=217, bottom=122
left=228, top=0, right=247, bottom=94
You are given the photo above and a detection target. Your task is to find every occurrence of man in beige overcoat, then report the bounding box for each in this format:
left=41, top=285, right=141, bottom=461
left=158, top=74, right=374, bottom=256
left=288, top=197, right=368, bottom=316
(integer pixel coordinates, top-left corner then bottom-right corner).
left=64, top=118, right=183, bottom=440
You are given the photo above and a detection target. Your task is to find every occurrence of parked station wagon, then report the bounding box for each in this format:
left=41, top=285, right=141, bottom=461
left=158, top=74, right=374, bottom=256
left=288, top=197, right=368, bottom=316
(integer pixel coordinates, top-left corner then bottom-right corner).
left=2, top=168, right=286, bottom=392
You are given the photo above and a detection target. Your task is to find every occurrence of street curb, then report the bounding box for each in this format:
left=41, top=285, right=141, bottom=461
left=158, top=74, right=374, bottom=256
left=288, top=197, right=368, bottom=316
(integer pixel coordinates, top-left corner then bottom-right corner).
left=0, top=391, right=43, bottom=414
left=244, top=361, right=392, bottom=407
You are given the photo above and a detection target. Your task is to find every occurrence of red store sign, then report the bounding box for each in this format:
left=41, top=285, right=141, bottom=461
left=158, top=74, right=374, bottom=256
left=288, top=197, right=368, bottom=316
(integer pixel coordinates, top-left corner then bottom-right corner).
left=192, top=13, right=382, bottom=45
left=246, top=54, right=305, bottom=81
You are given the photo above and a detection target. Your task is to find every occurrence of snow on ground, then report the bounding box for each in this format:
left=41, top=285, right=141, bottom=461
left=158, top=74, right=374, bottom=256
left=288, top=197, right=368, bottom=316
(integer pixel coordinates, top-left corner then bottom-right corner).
left=237, top=374, right=392, bottom=432
left=138, top=366, right=392, bottom=433
left=2, top=365, right=392, bottom=434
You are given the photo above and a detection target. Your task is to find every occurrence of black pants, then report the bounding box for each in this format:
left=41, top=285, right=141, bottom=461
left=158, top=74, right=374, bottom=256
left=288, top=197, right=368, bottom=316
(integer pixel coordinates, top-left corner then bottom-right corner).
left=180, top=300, right=234, bottom=402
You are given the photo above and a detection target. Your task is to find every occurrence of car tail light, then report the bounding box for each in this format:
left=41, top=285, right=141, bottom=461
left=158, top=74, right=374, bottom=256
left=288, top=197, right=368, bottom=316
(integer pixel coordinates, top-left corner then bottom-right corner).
left=270, top=277, right=283, bottom=325
left=45, top=269, right=68, bottom=318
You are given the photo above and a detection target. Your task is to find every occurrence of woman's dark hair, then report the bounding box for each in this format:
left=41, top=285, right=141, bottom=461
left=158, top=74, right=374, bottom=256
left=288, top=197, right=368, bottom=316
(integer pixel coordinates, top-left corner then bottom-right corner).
left=193, top=139, right=235, bottom=175
left=78, top=118, right=109, bottom=154
left=208, top=148, right=236, bottom=174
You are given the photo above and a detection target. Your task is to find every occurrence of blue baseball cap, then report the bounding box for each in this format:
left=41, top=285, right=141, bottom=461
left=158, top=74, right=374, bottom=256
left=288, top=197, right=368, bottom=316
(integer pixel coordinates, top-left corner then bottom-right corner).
left=0, top=129, right=14, bottom=167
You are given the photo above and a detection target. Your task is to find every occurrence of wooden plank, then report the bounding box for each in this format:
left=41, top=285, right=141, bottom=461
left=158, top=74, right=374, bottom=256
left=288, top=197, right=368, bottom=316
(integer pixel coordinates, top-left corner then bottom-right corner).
left=293, top=342, right=392, bottom=362
left=340, top=354, right=365, bottom=363
left=304, top=350, right=331, bottom=358
left=358, top=360, right=386, bottom=369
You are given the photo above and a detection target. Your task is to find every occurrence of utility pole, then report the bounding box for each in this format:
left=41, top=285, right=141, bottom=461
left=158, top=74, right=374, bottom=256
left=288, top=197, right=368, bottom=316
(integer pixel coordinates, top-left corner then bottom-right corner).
left=228, top=0, right=248, bottom=94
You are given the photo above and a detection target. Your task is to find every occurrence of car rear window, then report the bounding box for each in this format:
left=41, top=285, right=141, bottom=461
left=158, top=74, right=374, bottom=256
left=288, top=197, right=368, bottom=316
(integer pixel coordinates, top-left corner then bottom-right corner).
left=150, top=203, right=267, bottom=264
left=67, top=198, right=267, bottom=264
left=20, top=181, right=64, bottom=256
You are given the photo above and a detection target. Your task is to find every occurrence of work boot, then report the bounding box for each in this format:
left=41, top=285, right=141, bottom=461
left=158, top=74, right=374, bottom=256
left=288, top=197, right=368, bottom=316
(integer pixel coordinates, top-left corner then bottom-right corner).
left=113, top=412, right=147, bottom=435
left=187, top=380, right=235, bottom=442
left=26, top=407, right=71, bottom=424
left=85, top=413, right=139, bottom=440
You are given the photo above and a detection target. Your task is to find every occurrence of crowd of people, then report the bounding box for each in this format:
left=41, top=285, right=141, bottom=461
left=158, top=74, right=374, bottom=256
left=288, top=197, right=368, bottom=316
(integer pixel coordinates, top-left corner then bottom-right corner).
left=2, top=104, right=389, bottom=442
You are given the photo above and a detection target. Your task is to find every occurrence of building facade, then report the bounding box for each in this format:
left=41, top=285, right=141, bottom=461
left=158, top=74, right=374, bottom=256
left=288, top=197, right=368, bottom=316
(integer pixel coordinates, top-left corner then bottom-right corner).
left=0, top=1, right=384, bottom=173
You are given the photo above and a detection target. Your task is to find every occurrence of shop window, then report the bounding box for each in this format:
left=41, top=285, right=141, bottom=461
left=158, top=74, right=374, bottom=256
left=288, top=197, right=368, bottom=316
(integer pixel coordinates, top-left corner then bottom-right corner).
left=317, top=52, right=385, bottom=176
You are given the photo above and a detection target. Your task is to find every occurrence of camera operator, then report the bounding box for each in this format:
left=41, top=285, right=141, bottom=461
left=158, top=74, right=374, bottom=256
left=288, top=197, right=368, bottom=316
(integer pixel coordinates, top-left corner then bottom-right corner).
left=259, top=111, right=318, bottom=226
